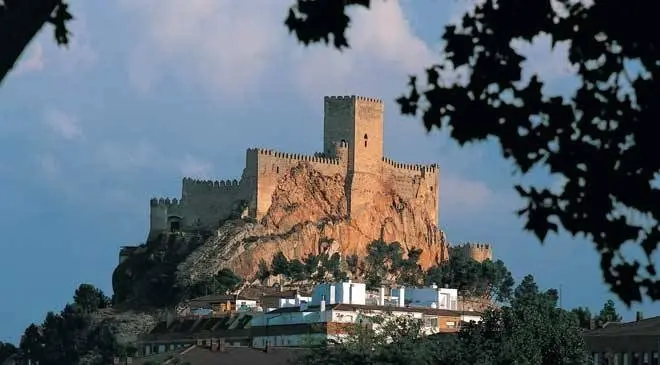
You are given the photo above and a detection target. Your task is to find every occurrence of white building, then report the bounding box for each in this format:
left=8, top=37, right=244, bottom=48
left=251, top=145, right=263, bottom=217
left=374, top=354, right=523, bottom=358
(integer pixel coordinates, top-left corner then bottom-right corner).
left=250, top=281, right=483, bottom=348
left=392, top=283, right=459, bottom=310
left=276, top=294, right=312, bottom=310
left=311, top=280, right=367, bottom=305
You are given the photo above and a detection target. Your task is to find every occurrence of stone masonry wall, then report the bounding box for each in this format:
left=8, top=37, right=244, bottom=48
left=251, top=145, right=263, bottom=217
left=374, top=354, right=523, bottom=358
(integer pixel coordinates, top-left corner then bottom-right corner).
left=382, top=158, right=440, bottom=224
left=453, top=243, right=493, bottom=262
left=180, top=178, right=246, bottom=230
left=347, top=97, right=385, bottom=217
left=249, top=148, right=347, bottom=219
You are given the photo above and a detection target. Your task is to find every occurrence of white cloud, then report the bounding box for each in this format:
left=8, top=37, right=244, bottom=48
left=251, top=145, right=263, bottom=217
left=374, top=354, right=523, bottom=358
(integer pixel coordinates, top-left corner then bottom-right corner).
left=120, top=0, right=437, bottom=101
left=441, top=174, right=495, bottom=216
left=291, top=0, right=437, bottom=100
left=14, top=42, right=45, bottom=76
left=43, top=109, right=83, bottom=140
left=122, top=0, right=288, bottom=98
left=179, top=155, right=213, bottom=178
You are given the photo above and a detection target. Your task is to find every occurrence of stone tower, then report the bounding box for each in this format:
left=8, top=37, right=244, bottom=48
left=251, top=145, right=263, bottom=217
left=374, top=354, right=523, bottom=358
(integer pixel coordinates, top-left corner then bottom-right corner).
left=323, top=96, right=384, bottom=216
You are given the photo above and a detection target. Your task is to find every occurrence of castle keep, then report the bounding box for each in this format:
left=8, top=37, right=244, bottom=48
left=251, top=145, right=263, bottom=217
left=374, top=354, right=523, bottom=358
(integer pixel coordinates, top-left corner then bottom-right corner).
left=149, top=96, right=440, bottom=237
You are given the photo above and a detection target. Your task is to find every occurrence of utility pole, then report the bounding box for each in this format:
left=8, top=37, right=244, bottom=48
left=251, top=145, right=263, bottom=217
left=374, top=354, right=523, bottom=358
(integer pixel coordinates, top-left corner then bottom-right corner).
left=559, top=284, right=563, bottom=309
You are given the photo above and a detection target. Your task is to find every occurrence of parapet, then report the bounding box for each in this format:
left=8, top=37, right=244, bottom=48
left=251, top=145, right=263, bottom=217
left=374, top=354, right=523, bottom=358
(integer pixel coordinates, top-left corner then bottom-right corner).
left=247, top=147, right=341, bottom=165
left=455, top=242, right=492, bottom=250
left=324, top=95, right=384, bottom=105
left=150, top=197, right=183, bottom=207
left=182, top=177, right=240, bottom=190
left=382, top=157, right=439, bottom=172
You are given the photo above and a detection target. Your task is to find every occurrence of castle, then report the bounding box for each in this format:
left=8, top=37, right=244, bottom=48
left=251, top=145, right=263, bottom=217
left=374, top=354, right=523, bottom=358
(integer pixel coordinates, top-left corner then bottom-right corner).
left=146, top=95, right=492, bottom=263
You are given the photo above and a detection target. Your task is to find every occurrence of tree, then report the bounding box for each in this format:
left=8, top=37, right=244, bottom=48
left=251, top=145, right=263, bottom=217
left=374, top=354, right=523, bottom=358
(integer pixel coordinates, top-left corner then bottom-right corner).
left=18, top=286, right=128, bottom=365
left=0, top=0, right=73, bottom=85
left=426, top=248, right=514, bottom=301
left=288, top=259, right=307, bottom=282
left=297, top=313, right=445, bottom=365
left=570, top=306, right=593, bottom=329
left=255, top=259, right=271, bottom=282
left=0, top=341, right=17, bottom=363
left=213, top=268, right=242, bottom=293
left=284, top=0, right=660, bottom=306
left=398, top=247, right=425, bottom=286
left=271, top=251, right=290, bottom=277
left=73, top=283, right=110, bottom=313
left=595, top=299, right=622, bottom=326
left=302, top=253, right=320, bottom=276
left=345, top=254, right=359, bottom=277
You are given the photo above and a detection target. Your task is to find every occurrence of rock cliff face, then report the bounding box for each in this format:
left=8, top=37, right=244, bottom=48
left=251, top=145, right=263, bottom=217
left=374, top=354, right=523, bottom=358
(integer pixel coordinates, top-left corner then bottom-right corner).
left=175, top=162, right=449, bottom=285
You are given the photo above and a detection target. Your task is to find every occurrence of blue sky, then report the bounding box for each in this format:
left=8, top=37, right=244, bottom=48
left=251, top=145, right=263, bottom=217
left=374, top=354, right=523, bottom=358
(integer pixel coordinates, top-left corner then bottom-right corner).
left=0, top=0, right=651, bottom=344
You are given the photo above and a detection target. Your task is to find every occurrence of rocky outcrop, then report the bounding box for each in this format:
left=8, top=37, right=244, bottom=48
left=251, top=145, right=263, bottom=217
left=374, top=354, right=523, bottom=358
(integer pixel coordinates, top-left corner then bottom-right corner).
left=114, top=162, right=449, bottom=304
left=175, top=162, right=449, bottom=285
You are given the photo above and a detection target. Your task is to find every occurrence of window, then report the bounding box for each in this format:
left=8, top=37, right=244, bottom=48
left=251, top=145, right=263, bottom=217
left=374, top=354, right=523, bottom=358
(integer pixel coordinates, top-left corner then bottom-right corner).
left=446, top=321, right=456, bottom=328
left=364, top=134, right=368, bottom=147
left=423, top=316, right=438, bottom=328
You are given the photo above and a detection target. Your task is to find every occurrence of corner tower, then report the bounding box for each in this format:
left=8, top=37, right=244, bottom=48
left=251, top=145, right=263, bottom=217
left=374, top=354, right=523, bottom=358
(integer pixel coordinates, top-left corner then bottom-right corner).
left=323, top=95, right=384, bottom=216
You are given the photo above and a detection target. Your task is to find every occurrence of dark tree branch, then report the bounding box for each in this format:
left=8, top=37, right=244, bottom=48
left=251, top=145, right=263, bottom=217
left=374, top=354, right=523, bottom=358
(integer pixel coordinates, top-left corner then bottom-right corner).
left=0, top=0, right=72, bottom=86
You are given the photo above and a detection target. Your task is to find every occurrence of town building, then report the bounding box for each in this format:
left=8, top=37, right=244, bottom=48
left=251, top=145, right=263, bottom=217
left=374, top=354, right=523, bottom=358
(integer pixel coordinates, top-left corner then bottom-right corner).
left=250, top=280, right=483, bottom=348
left=584, top=312, right=660, bottom=365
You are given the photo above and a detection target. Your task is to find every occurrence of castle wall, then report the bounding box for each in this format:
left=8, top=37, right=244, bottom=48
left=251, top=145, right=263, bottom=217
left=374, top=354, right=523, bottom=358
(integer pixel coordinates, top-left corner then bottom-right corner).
left=149, top=197, right=185, bottom=238
left=249, top=148, right=346, bottom=219
left=453, top=243, right=493, bottom=262
left=180, top=178, right=246, bottom=230
left=382, top=158, right=440, bottom=224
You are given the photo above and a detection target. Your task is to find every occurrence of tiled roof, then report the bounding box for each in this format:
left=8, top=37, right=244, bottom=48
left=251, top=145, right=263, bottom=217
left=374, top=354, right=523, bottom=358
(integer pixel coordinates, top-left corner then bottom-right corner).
left=265, top=303, right=482, bottom=317
left=134, top=346, right=306, bottom=365
left=583, top=316, right=660, bottom=337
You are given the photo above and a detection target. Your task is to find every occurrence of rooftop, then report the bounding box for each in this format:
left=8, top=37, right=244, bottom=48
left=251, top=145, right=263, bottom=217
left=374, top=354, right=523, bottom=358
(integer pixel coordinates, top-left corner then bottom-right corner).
left=583, top=316, right=660, bottom=337
left=133, top=346, right=305, bottom=365
left=264, top=303, right=482, bottom=317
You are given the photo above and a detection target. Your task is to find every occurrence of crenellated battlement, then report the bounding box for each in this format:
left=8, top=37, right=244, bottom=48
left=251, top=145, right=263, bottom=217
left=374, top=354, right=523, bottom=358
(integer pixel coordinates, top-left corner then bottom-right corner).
left=382, top=157, right=439, bottom=172
left=247, top=147, right=341, bottom=165
left=150, top=197, right=183, bottom=207
left=452, top=242, right=493, bottom=262
left=455, top=242, right=492, bottom=250
left=324, top=95, right=383, bottom=105
left=147, top=95, right=450, bottom=246
left=182, top=177, right=240, bottom=190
